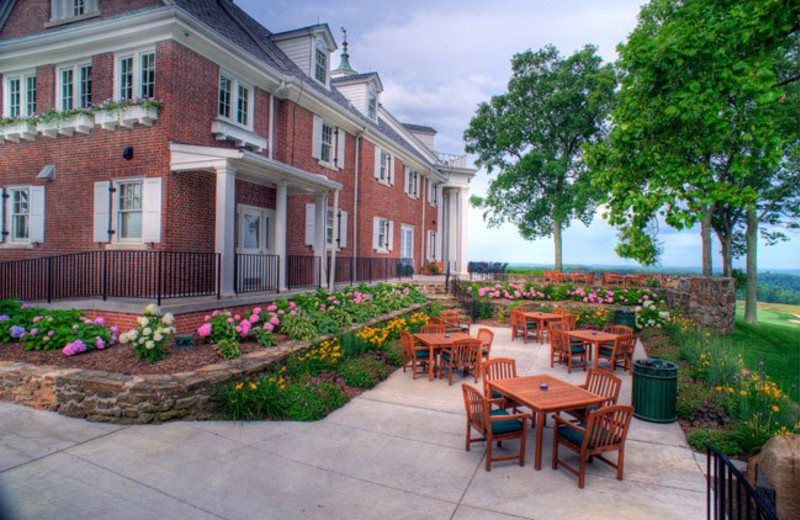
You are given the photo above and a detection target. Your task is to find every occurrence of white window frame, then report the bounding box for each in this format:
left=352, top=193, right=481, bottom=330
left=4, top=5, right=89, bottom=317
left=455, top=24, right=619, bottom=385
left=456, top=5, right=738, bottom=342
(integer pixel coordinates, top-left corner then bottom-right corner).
left=367, top=84, right=377, bottom=121
left=3, top=71, right=36, bottom=118
left=50, top=0, right=99, bottom=24
left=217, top=71, right=254, bottom=130
left=400, top=224, right=414, bottom=261
left=114, top=48, right=156, bottom=102
left=380, top=151, right=392, bottom=183
left=56, top=62, right=92, bottom=111
left=115, top=179, right=144, bottom=243
left=428, top=180, right=438, bottom=207
left=313, top=38, right=328, bottom=85
left=237, top=204, right=274, bottom=254
left=7, top=187, right=30, bottom=243
left=377, top=218, right=389, bottom=251
left=427, top=230, right=437, bottom=261
left=405, top=169, right=420, bottom=199
left=321, top=122, right=334, bottom=164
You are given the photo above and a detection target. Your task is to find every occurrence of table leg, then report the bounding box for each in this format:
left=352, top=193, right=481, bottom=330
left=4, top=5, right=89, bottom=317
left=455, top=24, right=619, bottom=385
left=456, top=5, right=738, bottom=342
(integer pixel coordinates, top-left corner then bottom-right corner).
left=429, top=346, right=435, bottom=381
left=535, top=410, right=545, bottom=470
left=593, top=341, right=599, bottom=370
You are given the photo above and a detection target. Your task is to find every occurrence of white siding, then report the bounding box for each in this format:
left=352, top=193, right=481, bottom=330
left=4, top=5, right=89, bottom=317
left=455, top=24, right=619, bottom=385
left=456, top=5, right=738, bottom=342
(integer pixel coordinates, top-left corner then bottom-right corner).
left=334, top=83, right=368, bottom=115
left=273, top=36, right=313, bottom=76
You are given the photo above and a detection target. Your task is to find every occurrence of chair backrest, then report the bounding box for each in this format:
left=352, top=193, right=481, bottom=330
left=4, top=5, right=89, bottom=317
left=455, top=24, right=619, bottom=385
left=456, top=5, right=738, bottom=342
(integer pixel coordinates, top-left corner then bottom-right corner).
left=549, top=329, right=569, bottom=353
left=585, top=405, right=634, bottom=450
left=552, top=308, right=572, bottom=316
left=583, top=368, right=622, bottom=408
left=462, top=383, right=489, bottom=434
left=561, top=314, right=577, bottom=329
left=604, top=324, right=633, bottom=335
left=400, top=331, right=416, bottom=360
left=452, top=338, right=481, bottom=365
left=477, top=327, right=494, bottom=353
left=481, top=357, right=517, bottom=396
left=428, top=316, right=443, bottom=325
left=510, top=307, right=523, bottom=327
left=420, top=324, right=446, bottom=334
left=615, top=334, right=637, bottom=360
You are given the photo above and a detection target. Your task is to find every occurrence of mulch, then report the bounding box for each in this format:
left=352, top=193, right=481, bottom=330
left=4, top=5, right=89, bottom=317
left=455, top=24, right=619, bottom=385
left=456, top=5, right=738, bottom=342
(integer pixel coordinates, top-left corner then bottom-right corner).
left=0, top=335, right=289, bottom=376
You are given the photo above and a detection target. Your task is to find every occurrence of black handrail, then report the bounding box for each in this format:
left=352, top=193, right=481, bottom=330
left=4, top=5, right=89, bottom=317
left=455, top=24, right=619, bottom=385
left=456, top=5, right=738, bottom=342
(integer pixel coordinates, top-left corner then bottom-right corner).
left=706, top=443, right=777, bottom=520
left=235, top=253, right=279, bottom=294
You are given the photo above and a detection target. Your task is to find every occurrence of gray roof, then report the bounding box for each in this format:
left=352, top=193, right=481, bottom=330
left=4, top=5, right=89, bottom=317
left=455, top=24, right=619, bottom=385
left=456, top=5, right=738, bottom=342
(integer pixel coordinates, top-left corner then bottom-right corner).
left=402, top=123, right=437, bottom=134
left=331, top=72, right=380, bottom=83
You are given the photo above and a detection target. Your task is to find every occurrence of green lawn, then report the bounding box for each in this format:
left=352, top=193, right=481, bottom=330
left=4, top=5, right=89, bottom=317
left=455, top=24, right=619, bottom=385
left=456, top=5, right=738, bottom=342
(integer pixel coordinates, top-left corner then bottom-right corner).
left=733, top=303, right=800, bottom=401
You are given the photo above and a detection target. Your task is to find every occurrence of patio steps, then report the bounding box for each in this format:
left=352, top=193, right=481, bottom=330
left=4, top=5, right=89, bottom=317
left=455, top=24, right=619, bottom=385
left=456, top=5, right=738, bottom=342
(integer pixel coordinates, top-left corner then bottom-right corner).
left=413, top=281, right=468, bottom=318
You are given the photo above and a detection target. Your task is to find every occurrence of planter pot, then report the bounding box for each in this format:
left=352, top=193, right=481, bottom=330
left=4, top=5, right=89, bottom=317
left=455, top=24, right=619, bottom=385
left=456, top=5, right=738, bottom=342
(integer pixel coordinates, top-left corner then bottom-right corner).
left=96, top=105, right=159, bottom=131
left=38, top=113, right=95, bottom=138
left=2, top=120, right=37, bottom=143
left=422, top=261, right=444, bottom=275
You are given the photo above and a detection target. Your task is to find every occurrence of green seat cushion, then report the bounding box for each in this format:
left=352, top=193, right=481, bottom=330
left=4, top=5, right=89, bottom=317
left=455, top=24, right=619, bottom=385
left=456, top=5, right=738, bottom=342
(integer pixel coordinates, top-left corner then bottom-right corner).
left=557, top=424, right=586, bottom=447
left=599, top=347, right=614, bottom=356
left=489, top=409, right=524, bottom=435
left=570, top=339, right=584, bottom=345
left=571, top=346, right=586, bottom=354
left=526, top=323, right=539, bottom=329
left=441, top=352, right=452, bottom=362
left=415, top=349, right=430, bottom=358
left=491, top=389, right=504, bottom=399
left=482, top=348, right=490, bottom=356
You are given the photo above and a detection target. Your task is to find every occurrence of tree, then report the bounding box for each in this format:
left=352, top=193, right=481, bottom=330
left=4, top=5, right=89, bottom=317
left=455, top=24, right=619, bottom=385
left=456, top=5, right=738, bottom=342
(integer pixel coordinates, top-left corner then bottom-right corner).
left=464, top=45, right=616, bottom=271
left=587, top=0, right=799, bottom=323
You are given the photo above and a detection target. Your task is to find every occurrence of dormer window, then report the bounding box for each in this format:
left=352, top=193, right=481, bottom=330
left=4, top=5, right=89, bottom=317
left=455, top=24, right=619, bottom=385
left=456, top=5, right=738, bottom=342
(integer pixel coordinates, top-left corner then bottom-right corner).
left=51, top=0, right=99, bottom=23
left=314, top=39, right=328, bottom=84
left=367, top=84, right=377, bottom=120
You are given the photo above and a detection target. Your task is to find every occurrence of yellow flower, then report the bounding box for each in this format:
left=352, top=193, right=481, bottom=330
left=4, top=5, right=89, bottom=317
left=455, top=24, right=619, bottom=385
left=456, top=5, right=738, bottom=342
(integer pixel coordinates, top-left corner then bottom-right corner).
left=235, top=382, right=244, bottom=390
left=249, top=382, right=257, bottom=390
left=714, top=386, right=722, bottom=392
left=739, top=390, right=748, bottom=396
left=771, top=405, right=779, bottom=413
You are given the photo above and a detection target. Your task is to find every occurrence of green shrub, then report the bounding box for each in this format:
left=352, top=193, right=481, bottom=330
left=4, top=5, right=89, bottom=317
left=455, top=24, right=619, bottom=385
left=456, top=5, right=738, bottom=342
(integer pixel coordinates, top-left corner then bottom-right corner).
left=337, top=358, right=388, bottom=389
left=286, top=339, right=343, bottom=376
left=733, top=413, right=777, bottom=455
left=214, top=339, right=242, bottom=360
left=685, top=428, right=741, bottom=456
left=381, top=340, right=404, bottom=367
left=280, top=313, right=317, bottom=341
left=252, top=327, right=277, bottom=348
left=284, top=377, right=347, bottom=421
left=676, top=379, right=723, bottom=420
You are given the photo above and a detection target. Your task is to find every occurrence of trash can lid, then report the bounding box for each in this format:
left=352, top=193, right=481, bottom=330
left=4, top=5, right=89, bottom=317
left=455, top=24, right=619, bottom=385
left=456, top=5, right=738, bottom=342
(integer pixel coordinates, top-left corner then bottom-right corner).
left=634, top=358, right=678, bottom=370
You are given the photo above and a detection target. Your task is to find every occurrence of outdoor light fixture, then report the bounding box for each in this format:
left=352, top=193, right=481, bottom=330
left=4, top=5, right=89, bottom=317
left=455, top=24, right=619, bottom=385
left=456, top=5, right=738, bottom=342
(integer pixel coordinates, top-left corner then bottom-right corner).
left=122, top=146, right=134, bottom=160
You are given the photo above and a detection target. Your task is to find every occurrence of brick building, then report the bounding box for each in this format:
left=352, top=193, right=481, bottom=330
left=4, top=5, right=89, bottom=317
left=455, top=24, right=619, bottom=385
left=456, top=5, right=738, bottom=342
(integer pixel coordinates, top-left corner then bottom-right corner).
left=0, top=0, right=475, bottom=303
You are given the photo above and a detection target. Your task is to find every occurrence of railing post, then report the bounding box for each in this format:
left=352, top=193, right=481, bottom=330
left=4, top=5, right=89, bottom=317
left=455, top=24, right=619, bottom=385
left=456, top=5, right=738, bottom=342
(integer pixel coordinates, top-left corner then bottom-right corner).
left=102, top=250, right=108, bottom=301
left=233, top=253, right=238, bottom=295
left=156, top=251, right=163, bottom=306
left=46, top=256, right=52, bottom=303
left=317, top=256, right=321, bottom=288
left=275, top=255, right=280, bottom=294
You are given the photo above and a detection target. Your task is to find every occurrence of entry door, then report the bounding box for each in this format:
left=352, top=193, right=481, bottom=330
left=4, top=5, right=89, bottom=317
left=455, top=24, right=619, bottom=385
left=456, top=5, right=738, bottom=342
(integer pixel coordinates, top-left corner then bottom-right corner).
left=238, top=206, right=274, bottom=254
left=400, top=225, right=414, bottom=260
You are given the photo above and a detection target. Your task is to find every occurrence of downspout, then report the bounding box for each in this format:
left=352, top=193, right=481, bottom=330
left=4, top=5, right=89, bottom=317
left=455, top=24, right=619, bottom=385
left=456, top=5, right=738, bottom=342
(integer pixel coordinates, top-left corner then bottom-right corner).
left=268, top=92, right=275, bottom=159
left=352, top=130, right=364, bottom=281
left=420, top=176, right=426, bottom=275
left=329, top=189, right=339, bottom=291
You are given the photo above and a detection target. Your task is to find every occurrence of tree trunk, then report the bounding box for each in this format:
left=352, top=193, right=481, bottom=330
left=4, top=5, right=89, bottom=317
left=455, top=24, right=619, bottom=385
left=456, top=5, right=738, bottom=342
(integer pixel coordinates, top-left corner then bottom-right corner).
left=719, top=233, right=732, bottom=278
left=701, top=213, right=713, bottom=276
left=744, top=207, right=758, bottom=324
left=553, top=220, right=563, bottom=272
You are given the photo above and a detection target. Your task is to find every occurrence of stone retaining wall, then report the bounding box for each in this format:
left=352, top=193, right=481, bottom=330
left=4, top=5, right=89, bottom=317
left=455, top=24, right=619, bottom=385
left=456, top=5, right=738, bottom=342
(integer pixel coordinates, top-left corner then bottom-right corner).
left=0, top=305, right=424, bottom=424
left=664, top=277, right=735, bottom=333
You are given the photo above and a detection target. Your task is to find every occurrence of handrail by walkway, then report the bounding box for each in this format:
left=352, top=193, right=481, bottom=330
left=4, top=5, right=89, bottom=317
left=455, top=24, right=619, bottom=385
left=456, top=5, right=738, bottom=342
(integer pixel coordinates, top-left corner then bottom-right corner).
left=706, top=443, right=777, bottom=520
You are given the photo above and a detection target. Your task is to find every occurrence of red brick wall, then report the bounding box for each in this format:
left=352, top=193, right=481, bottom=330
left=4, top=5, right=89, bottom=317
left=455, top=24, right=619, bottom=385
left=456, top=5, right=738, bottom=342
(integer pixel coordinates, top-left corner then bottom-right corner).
left=0, top=0, right=163, bottom=40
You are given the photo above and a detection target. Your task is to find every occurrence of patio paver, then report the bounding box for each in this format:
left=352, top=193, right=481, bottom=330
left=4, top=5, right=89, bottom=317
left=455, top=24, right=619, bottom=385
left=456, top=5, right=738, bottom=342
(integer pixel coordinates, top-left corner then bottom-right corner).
left=0, top=325, right=705, bottom=520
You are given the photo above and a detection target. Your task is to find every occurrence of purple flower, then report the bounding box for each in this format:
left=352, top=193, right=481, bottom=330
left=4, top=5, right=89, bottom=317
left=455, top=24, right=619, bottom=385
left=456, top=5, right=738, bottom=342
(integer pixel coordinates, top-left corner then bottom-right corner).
left=0, top=315, right=9, bottom=321
left=10, top=326, right=25, bottom=339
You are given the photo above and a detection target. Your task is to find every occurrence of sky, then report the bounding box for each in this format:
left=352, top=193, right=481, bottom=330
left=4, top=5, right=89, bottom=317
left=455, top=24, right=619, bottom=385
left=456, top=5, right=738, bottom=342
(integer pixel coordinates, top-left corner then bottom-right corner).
left=238, top=0, right=799, bottom=270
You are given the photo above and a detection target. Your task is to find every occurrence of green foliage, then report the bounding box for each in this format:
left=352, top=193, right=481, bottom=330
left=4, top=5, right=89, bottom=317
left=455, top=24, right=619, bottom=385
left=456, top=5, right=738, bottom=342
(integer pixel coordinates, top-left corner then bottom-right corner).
left=465, top=44, right=615, bottom=268
left=284, top=376, right=347, bottom=421
left=685, top=429, right=742, bottom=456
left=280, top=313, right=317, bottom=342
left=205, top=311, right=240, bottom=344
left=214, top=339, right=242, bottom=360
left=428, top=303, right=443, bottom=317
left=381, top=341, right=404, bottom=367
left=120, top=305, right=176, bottom=363
left=286, top=339, right=343, bottom=377
left=337, top=358, right=388, bottom=389
left=251, top=327, right=277, bottom=348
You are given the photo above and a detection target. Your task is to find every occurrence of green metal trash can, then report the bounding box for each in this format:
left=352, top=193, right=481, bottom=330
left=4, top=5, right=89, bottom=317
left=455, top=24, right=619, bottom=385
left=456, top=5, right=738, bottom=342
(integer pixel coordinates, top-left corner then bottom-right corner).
left=632, top=358, right=678, bottom=423
left=614, top=309, right=637, bottom=330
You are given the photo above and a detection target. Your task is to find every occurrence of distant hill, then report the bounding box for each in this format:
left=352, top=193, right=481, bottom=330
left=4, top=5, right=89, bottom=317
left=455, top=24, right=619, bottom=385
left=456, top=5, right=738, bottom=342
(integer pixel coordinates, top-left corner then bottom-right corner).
left=505, top=263, right=800, bottom=276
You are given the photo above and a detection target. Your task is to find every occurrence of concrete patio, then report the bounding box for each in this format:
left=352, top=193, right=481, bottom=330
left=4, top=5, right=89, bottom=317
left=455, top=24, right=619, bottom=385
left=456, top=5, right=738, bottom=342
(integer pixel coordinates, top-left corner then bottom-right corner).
left=0, top=325, right=706, bottom=520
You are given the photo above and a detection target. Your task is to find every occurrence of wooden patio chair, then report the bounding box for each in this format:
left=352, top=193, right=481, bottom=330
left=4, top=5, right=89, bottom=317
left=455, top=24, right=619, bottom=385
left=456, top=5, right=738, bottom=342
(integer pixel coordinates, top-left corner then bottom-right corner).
left=603, top=324, right=634, bottom=336
left=400, top=331, right=430, bottom=380
left=419, top=324, right=446, bottom=334
left=481, top=357, right=519, bottom=411
left=476, top=327, right=494, bottom=367
left=428, top=316, right=443, bottom=325
left=510, top=307, right=526, bottom=341
left=442, top=309, right=470, bottom=334
left=586, top=272, right=596, bottom=285
left=564, top=368, right=621, bottom=423
left=612, top=334, right=637, bottom=373
left=552, top=405, right=634, bottom=488
left=439, top=338, right=481, bottom=385
left=552, top=308, right=572, bottom=317
left=549, top=329, right=587, bottom=373
left=546, top=319, right=568, bottom=345
left=462, top=384, right=530, bottom=471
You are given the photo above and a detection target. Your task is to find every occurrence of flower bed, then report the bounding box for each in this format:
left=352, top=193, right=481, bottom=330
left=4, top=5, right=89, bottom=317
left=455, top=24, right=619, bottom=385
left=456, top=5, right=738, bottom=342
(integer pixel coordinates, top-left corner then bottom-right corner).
left=641, top=319, right=800, bottom=457
left=218, top=312, right=432, bottom=421
left=463, top=280, right=662, bottom=306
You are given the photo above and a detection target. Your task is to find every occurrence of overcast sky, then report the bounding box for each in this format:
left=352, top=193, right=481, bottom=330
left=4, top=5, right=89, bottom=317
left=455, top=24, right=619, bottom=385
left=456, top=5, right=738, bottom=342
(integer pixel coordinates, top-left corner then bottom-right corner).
left=238, top=0, right=799, bottom=270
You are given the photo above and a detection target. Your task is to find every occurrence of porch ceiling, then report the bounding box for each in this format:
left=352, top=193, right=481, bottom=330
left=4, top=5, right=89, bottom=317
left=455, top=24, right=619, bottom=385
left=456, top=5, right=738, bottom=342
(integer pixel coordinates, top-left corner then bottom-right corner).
left=169, top=143, right=342, bottom=194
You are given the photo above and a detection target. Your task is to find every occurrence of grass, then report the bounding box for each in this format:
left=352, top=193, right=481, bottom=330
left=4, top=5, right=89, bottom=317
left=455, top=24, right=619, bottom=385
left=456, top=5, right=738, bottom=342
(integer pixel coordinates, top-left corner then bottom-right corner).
left=733, top=302, right=800, bottom=401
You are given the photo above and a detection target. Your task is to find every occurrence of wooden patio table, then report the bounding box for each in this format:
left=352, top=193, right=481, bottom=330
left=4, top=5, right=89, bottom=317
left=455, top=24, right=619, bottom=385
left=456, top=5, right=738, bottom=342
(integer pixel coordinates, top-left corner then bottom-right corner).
left=564, top=330, right=621, bottom=369
left=412, top=332, right=471, bottom=381
left=488, top=374, right=604, bottom=470
left=519, top=311, right=562, bottom=343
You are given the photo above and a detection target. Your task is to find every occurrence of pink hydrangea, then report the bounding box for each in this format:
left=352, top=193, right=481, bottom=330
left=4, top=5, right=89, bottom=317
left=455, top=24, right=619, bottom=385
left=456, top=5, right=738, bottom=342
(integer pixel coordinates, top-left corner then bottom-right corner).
left=32, top=316, right=42, bottom=323
left=267, top=304, right=277, bottom=312
left=95, top=317, right=106, bottom=325
left=212, top=310, right=220, bottom=317
left=263, top=323, right=274, bottom=332
left=197, top=323, right=213, bottom=337
left=204, top=315, right=211, bottom=322
left=253, top=307, right=262, bottom=314
left=289, top=301, right=296, bottom=309
left=249, top=314, right=260, bottom=323
left=270, top=316, right=280, bottom=326
left=226, top=317, right=234, bottom=324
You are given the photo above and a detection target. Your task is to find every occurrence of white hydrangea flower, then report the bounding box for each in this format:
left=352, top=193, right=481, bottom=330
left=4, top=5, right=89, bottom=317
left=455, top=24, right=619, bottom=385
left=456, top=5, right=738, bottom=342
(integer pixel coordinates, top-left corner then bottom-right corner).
left=138, top=337, right=146, bottom=345
left=119, top=332, right=129, bottom=344
left=143, top=327, right=152, bottom=336
left=161, top=313, right=174, bottom=325
left=130, top=330, right=139, bottom=340
left=145, top=340, right=155, bottom=350
left=144, top=304, right=160, bottom=315
left=137, top=316, right=149, bottom=327
left=153, top=333, right=163, bottom=342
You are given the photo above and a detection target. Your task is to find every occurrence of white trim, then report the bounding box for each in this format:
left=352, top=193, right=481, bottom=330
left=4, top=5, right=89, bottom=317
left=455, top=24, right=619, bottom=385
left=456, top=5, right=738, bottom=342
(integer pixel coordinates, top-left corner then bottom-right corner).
left=2, top=69, right=36, bottom=118
left=217, top=70, right=254, bottom=131
left=113, top=47, right=156, bottom=101
left=237, top=203, right=275, bottom=254
left=400, top=224, right=414, bottom=261
left=56, top=60, right=92, bottom=111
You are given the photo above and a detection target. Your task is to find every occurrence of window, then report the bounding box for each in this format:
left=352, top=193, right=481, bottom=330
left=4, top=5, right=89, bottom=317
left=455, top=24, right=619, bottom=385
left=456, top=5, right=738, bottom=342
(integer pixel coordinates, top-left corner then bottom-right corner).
left=312, top=115, right=345, bottom=168
left=238, top=205, right=274, bottom=253
left=218, top=73, right=253, bottom=129
left=372, top=217, right=393, bottom=252
left=428, top=181, right=438, bottom=206
left=9, top=188, right=30, bottom=242
left=58, top=63, right=92, bottom=111
left=314, top=39, right=327, bottom=84
left=405, top=169, right=420, bottom=198
left=326, top=208, right=335, bottom=247
left=367, top=85, right=377, bottom=120
left=117, top=181, right=142, bottom=241
left=304, top=204, right=348, bottom=250
left=116, top=50, right=155, bottom=101
left=380, top=151, right=391, bottom=181
left=427, top=230, right=437, bottom=261
left=51, top=0, right=98, bottom=22
left=3, top=72, right=36, bottom=118
left=400, top=225, right=414, bottom=260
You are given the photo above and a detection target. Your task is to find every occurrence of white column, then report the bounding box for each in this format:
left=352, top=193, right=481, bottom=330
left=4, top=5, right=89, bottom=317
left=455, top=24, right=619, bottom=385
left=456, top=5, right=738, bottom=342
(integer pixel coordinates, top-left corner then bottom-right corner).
left=314, top=191, right=328, bottom=287
left=446, top=188, right=459, bottom=272
left=436, top=186, right=444, bottom=262
left=329, top=189, right=339, bottom=291
left=215, top=164, right=236, bottom=297
left=458, top=187, right=470, bottom=275
left=275, top=181, right=288, bottom=291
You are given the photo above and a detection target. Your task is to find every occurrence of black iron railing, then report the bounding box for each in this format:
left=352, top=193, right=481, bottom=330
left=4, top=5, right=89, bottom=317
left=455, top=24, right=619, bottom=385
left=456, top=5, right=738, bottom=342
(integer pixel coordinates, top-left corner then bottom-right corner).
left=287, top=255, right=321, bottom=289
left=707, top=444, right=777, bottom=520
left=330, top=257, right=414, bottom=285
left=235, top=254, right=279, bottom=294
left=0, top=250, right=220, bottom=305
